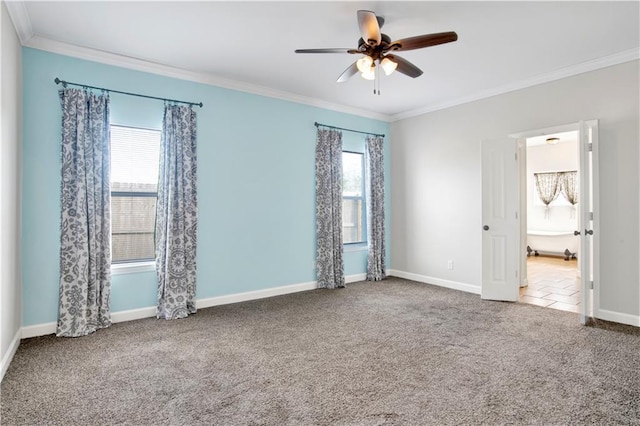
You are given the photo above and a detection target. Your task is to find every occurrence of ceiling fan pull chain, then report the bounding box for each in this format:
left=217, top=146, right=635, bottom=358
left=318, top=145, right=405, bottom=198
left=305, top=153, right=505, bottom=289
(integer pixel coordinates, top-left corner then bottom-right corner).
left=372, top=62, right=379, bottom=95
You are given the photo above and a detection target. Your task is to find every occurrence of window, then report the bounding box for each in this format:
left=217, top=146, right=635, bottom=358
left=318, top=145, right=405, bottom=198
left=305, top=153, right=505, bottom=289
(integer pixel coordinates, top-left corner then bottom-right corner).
left=110, top=125, right=161, bottom=263
left=342, top=151, right=366, bottom=244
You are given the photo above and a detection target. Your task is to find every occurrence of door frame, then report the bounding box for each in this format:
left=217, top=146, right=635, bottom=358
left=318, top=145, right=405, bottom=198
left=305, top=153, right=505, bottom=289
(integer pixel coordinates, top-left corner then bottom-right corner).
left=509, top=121, right=600, bottom=321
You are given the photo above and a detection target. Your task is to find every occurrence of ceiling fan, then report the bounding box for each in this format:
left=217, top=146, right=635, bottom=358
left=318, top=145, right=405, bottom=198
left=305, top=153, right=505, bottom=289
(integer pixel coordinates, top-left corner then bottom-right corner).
left=295, top=10, right=458, bottom=93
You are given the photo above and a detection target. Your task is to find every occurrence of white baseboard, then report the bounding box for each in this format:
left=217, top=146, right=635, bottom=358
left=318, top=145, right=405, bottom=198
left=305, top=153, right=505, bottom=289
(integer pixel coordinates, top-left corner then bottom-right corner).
left=198, top=273, right=366, bottom=309
left=1, top=329, right=21, bottom=382
left=21, top=322, right=57, bottom=339
left=197, top=280, right=318, bottom=309
left=112, top=306, right=157, bottom=323
left=346, top=273, right=367, bottom=283
left=20, top=307, right=160, bottom=338
left=596, top=309, right=640, bottom=327
left=387, top=269, right=481, bottom=295
left=20, top=274, right=369, bottom=339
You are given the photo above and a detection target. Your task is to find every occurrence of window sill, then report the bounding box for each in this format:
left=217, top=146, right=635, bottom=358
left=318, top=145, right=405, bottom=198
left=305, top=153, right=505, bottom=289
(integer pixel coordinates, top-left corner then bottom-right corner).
left=111, top=261, right=155, bottom=275
left=344, top=243, right=368, bottom=253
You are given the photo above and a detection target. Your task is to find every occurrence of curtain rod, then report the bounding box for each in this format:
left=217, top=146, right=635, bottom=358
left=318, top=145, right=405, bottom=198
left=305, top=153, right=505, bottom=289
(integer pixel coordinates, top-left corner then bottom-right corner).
left=54, top=78, right=203, bottom=108
left=314, top=122, right=385, bottom=138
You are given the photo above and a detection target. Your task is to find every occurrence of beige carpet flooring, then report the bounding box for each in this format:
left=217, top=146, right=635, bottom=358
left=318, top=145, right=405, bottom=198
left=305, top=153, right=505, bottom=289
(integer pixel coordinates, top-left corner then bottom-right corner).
left=2, top=278, right=639, bottom=425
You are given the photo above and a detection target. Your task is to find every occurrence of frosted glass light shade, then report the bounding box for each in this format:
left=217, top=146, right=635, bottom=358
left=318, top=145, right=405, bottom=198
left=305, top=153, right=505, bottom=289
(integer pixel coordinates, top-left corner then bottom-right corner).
left=380, top=57, right=397, bottom=75
left=356, top=56, right=374, bottom=73
left=361, top=67, right=375, bottom=80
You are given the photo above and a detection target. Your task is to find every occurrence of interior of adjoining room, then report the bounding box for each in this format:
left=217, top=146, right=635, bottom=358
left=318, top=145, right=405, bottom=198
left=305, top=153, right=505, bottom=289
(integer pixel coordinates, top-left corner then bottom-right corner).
left=519, top=131, right=581, bottom=313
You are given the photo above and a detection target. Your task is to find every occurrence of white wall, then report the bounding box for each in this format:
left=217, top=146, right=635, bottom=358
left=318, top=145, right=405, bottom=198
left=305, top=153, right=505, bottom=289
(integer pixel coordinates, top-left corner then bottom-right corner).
left=390, top=61, right=639, bottom=324
left=1, top=1, right=23, bottom=380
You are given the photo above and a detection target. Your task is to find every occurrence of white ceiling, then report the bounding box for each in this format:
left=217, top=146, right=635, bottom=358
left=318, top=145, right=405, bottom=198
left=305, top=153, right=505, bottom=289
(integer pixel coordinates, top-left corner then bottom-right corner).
left=8, top=1, right=640, bottom=120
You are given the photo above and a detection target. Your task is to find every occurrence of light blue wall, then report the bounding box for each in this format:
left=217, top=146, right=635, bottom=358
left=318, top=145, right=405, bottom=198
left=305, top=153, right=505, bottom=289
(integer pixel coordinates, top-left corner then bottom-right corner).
left=22, top=48, right=390, bottom=326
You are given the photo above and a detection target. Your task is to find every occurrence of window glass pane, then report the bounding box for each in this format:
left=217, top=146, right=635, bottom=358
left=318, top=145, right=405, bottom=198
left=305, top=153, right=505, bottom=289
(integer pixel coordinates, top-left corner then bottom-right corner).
left=110, top=125, right=161, bottom=263
left=343, top=152, right=363, bottom=197
left=343, top=199, right=364, bottom=244
left=111, top=195, right=157, bottom=262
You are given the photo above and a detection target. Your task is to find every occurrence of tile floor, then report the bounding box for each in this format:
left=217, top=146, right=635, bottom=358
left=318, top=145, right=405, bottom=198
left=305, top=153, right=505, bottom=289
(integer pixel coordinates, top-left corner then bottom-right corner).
left=519, top=255, right=581, bottom=314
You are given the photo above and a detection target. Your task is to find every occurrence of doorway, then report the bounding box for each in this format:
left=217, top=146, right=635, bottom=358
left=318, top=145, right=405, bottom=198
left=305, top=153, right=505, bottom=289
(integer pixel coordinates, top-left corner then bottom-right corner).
left=481, top=120, right=599, bottom=324
left=518, top=130, right=580, bottom=313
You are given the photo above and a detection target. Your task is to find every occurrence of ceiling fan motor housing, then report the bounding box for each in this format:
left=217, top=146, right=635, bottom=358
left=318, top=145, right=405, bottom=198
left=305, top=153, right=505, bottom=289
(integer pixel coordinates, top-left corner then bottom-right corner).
left=359, top=34, right=393, bottom=57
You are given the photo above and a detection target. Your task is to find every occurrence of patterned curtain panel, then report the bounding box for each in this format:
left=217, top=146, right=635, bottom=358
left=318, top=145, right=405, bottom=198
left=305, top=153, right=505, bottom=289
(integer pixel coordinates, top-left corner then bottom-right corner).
left=560, top=170, right=578, bottom=218
left=156, top=105, right=198, bottom=320
left=534, top=172, right=561, bottom=205
left=365, top=136, right=386, bottom=281
left=560, top=171, right=578, bottom=205
left=57, top=89, right=112, bottom=337
left=534, top=172, right=560, bottom=219
left=315, top=129, right=345, bottom=289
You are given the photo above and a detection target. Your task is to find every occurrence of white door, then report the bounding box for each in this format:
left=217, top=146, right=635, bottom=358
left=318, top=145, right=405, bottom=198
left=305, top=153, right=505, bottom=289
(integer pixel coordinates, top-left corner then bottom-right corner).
left=481, top=138, right=520, bottom=301
left=578, top=120, right=599, bottom=324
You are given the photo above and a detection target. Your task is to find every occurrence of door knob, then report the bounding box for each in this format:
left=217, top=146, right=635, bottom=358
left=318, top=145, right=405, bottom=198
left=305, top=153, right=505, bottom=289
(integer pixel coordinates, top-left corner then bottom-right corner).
left=585, top=229, right=594, bottom=235
left=574, top=230, right=581, bottom=236
left=483, top=225, right=490, bottom=231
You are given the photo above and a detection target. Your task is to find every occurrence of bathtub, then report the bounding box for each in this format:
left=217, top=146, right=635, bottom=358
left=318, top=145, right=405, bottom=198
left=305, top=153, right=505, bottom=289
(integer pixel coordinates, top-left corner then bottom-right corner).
left=527, top=230, right=579, bottom=257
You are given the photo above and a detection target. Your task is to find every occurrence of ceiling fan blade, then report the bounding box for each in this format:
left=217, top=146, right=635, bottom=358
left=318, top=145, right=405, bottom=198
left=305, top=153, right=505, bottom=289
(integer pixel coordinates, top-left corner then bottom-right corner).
left=336, top=62, right=359, bottom=83
left=357, top=10, right=381, bottom=46
left=386, top=54, right=423, bottom=78
left=295, top=48, right=354, bottom=54
left=390, top=32, right=458, bottom=52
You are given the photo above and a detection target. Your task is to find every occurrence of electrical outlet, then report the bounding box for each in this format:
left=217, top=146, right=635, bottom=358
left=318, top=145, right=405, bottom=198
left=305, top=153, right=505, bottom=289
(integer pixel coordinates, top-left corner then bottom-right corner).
left=447, top=260, right=454, bottom=270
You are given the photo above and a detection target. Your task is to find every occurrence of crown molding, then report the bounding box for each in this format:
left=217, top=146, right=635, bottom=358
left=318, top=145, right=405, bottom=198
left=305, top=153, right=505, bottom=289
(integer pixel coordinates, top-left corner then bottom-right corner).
left=4, top=0, right=33, bottom=44
left=24, top=36, right=392, bottom=122
left=391, top=48, right=640, bottom=122
left=18, top=32, right=639, bottom=125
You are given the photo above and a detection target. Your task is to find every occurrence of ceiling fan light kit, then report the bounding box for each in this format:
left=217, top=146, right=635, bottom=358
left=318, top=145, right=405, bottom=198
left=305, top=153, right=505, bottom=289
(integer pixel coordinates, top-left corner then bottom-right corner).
left=380, top=57, right=398, bottom=76
left=357, top=55, right=395, bottom=80
left=361, top=66, right=376, bottom=81
left=295, top=10, right=458, bottom=94
left=356, top=55, right=374, bottom=73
